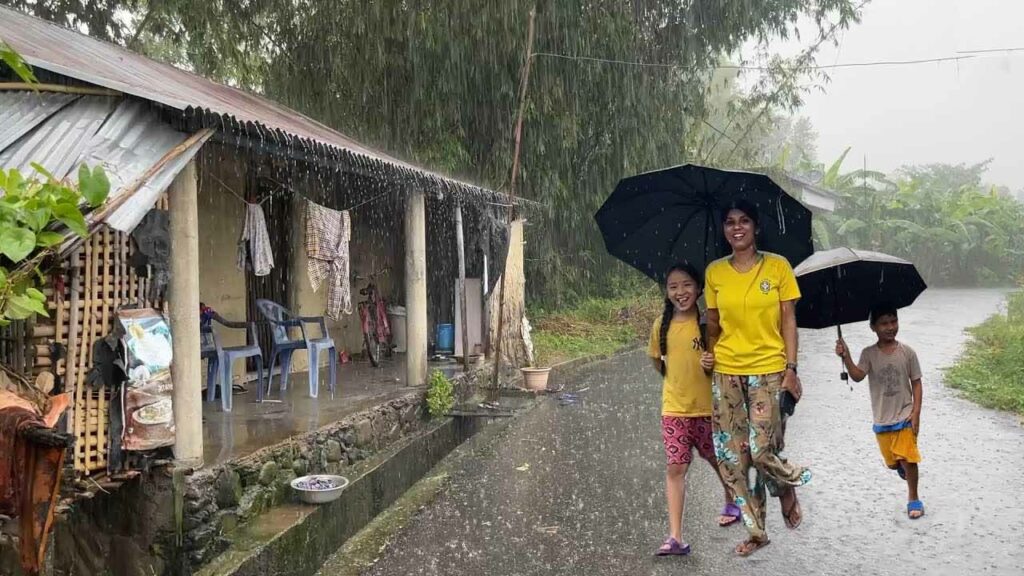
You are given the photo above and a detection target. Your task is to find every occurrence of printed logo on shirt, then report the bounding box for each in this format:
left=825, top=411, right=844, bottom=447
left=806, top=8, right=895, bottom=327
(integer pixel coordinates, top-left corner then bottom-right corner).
left=759, top=279, right=772, bottom=294
left=691, top=337, right=705, bottom=351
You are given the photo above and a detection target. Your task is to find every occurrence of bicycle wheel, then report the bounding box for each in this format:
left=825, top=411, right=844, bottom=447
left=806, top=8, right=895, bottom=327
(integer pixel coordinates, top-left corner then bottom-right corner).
left=364, top=317, right=381, bottom=367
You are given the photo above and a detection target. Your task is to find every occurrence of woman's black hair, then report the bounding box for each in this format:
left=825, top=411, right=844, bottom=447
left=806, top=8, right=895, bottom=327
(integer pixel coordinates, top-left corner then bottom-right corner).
left=658, top=262, right=703, bottom=376
left=721, top=199, right=760, bottom=227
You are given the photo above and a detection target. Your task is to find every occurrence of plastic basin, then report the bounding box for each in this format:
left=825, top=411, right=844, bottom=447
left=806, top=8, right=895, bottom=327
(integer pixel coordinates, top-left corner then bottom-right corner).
left=290, top=475, right=350, bottom=504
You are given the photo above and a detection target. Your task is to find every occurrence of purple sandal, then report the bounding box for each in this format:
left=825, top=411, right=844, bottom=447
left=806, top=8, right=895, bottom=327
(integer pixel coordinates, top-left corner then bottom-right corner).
left=656, top=537, right=691, bottom=556
left=719, top=503, right=742, bottom=527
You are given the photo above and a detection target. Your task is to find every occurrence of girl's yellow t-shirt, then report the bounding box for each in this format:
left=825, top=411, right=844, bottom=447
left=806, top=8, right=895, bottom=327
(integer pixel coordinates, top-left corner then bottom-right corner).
left=647, top=315, right=712, bottom=417
left=704, top=252, right=801, bottom=375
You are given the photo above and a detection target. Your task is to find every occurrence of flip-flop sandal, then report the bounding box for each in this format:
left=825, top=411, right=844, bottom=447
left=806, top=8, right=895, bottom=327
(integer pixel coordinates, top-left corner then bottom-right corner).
left=907, top=500, right=925, bottom=519
left=736, top=538, right=771, bottom=557
left=655, top=537, right=691, bottom=556
left=719, top=503, right=742, bottom=527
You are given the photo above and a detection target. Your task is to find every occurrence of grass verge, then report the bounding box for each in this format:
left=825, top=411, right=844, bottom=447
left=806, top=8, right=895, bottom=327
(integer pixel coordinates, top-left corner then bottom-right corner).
left=530, top=291, right=661, bottom=367
left=945, top=291, right=1024, bottom=415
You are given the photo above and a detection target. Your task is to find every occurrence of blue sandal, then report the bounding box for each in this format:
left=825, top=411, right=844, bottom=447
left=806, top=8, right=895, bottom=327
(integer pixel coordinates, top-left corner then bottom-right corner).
left=907, top=500, right=925, bottom=519
left=656, top=537, right=691, bottom=556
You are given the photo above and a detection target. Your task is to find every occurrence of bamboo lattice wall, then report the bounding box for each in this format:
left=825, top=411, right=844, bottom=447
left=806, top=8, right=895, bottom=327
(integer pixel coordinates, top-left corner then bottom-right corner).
left=29, top=199, right=168, bottom=476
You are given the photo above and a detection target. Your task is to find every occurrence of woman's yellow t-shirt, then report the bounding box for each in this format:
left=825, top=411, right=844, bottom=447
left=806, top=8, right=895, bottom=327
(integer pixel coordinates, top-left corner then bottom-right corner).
left=704, top=252, right=800, bottom=375
left=647, top=315, right=712, bottom=417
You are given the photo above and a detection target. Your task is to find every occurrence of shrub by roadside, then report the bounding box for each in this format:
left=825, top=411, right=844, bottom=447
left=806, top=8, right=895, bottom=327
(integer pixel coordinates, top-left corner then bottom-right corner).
left=530, top=291, right=661, bottom=367
left=946, top=291, right=1024, bottom=415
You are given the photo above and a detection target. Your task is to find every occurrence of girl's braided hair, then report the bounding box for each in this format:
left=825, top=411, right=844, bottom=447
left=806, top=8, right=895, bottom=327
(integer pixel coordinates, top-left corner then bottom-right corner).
left=658, top=262, right=703, bottom=377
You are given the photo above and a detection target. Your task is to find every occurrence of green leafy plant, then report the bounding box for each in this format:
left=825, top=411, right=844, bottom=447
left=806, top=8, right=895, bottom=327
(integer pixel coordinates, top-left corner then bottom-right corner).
left=946, top=290, right=1024, bottom=414
left=0, top=164, right=110, bottom=324
left=425, top=370, right=454, bottom=419
left=1, top=39, right=111, bottom=325
left=0, top=39, right=36, bottom=83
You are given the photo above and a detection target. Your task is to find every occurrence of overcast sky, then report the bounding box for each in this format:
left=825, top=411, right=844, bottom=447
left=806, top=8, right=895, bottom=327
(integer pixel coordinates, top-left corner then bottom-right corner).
left=764, top=0, right=1023, bottom=189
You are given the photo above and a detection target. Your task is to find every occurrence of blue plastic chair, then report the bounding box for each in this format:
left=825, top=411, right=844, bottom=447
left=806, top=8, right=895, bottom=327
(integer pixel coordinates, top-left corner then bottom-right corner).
left=255, top=299, right=337, bottom=401
left=200, top=325, right=221, bottom=402
left=200, top=313, right=264, bottom=412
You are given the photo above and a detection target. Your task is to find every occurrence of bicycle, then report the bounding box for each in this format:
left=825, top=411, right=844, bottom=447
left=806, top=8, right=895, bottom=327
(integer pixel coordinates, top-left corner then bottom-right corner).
left=356, top=268, right=392, bottom=367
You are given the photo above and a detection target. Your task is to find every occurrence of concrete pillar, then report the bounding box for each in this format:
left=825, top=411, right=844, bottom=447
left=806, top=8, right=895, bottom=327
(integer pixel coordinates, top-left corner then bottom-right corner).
left=404, top=189, right=428, bottom=386
left=169, top=160, right=203, bottom=467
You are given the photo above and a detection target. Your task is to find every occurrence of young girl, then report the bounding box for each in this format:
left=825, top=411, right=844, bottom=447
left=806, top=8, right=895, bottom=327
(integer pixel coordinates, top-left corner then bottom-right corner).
left=649, top=263, right=740, bottom=556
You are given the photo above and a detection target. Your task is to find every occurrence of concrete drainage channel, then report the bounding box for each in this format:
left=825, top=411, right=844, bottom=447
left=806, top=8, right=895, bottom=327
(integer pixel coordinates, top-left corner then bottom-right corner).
left=197, top=393, right=538, bottom=576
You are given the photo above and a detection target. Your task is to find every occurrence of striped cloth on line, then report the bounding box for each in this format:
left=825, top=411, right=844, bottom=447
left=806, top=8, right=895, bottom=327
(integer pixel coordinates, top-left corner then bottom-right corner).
left=305, top=200, right=352, bottom=319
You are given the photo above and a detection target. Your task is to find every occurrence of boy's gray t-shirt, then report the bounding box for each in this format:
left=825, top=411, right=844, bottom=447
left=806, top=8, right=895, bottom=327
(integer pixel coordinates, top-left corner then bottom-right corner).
left=857, top=342, right=922, bottom=427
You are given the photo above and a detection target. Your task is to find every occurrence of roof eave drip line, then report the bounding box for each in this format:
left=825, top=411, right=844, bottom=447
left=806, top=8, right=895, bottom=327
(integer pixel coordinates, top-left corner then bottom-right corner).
left=187, top=108, right=535, bottom=208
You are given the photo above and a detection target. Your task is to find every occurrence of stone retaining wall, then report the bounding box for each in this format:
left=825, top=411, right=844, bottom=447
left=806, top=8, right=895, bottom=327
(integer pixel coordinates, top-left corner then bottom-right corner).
left=0, top=366, right=487, bottom=576
left=184, top=393, right=424, bottom=566
left=182, top=366, right=483, bottom=569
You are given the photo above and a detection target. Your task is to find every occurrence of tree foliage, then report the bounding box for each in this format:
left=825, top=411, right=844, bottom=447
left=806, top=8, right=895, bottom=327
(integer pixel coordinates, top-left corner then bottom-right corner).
left=819, top=159, right=1024, bottom=286
left=3, top=0, right=863, bottom=304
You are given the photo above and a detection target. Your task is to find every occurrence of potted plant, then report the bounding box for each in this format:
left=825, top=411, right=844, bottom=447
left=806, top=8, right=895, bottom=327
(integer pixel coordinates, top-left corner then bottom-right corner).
left=520, top=364, right=551, bottom=391
left=518, top=318, right=549, bottom=391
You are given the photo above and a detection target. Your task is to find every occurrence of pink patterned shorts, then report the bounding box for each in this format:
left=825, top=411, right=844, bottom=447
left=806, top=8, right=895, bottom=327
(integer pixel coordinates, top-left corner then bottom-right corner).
left=661, top=416, right=715, bottom=465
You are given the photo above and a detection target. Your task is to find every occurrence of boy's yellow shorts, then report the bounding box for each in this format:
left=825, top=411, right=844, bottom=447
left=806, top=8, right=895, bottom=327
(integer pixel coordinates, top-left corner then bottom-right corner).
left=875, top=426, right=921, bottom=468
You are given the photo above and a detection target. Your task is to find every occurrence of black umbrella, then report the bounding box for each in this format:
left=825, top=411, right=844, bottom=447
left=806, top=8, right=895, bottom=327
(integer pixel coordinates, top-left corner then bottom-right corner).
left=595, top=164, right=814, bottom=282
left=794, top=247, right=927, bottom=380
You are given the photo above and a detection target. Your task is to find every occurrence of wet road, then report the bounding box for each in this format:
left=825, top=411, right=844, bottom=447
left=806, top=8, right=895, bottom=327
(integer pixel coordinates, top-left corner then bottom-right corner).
left=357, top=289, right=1023, bottom=576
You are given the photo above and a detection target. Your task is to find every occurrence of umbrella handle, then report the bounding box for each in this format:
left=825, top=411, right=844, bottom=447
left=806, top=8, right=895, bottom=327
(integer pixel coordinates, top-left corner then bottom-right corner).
left=837, top=325, right=850, bottom=387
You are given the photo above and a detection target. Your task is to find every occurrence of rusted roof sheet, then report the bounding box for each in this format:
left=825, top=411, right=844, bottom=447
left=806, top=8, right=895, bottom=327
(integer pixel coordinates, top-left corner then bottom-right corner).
left=0, top=6, right=491, bottom=195
left=0, top=92, right=208, bottom=233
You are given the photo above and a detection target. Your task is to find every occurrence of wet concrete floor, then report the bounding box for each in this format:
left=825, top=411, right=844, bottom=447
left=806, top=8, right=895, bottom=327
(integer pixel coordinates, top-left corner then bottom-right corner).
left=202, top=355, right=459, bottom=465
left=352, top=289, right=1023, bottom=576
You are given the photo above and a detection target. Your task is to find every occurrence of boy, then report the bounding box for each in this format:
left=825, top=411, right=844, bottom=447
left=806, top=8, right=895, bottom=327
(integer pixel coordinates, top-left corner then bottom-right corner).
left=835, top=303, right=924, bottom=519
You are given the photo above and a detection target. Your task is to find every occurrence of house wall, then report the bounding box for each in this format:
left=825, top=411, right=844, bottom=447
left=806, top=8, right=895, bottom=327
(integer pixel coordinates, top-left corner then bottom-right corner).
left=191, top=162, right=509, bottom=377
left=196, top=148, right=249, bottom=380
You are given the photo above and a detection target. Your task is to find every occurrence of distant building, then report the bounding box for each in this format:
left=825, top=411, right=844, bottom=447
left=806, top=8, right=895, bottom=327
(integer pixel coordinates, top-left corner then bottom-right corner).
left=759, top=169, right=842, bottom=214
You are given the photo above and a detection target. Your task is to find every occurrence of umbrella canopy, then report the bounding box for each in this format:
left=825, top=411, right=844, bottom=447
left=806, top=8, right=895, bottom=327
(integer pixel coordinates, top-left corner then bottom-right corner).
left=595, top=164, right=814, bottom=282
left=794, top=247, right=927, bottom=329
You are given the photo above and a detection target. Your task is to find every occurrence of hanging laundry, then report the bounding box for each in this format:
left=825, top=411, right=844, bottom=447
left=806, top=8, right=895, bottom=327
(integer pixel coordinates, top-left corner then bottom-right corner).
left=305, top=200, right=352, bottom=320
left=237, top=202, right=275, bottom=276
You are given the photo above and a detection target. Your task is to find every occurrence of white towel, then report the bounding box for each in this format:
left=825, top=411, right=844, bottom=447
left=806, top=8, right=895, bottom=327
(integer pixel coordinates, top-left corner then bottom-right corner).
left=237, top=202, right=275, bottom=276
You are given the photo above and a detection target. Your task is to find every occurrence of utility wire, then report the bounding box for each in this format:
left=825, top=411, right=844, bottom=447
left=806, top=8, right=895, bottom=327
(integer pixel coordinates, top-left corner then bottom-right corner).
left=531, top=51, right=983, bottom=71
left=956, top=47, right=1024, bottom=55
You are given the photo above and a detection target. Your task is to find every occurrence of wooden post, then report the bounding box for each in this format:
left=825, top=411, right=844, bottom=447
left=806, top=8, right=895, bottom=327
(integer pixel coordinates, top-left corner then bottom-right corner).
left=455, top=200, right=469, bottom=372
left=492, top=7, right=536, bottom=390
left=169, top=160, right=203, bottom=467
left=404, top=189, right=428, bottom=387
left=481, top=253, right=490, bottom=356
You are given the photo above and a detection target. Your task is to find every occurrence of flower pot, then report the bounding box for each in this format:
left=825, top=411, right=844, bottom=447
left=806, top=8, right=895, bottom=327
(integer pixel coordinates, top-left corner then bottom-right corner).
left=521, top=367, right=551, bottom=391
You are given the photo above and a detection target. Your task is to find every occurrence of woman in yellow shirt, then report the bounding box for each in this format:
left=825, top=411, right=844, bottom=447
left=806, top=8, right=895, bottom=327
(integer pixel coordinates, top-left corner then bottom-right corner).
left=705, top=200, right=811, bottom=557
left=648, top=263, right=739, bottom=557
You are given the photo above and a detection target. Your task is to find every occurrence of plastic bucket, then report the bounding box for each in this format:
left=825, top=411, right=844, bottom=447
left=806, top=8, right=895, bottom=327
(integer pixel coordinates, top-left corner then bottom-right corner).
left=388, top=306, right=407, bottom=353
left=436, top=324, right=455, bottom=354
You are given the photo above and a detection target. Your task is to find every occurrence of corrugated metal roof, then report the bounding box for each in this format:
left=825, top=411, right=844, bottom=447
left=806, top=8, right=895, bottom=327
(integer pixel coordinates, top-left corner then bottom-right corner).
left=0, top=94, right=118, bottom=177
left=0, top=92, right=207, bottom=233
left=0, top=6, right=492, bottom=196
left=0, top=91, right=77, bottom=150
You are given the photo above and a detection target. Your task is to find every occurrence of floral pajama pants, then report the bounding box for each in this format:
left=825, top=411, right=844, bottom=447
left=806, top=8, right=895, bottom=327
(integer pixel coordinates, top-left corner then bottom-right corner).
left=711, top=372, right=812, bottom=541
